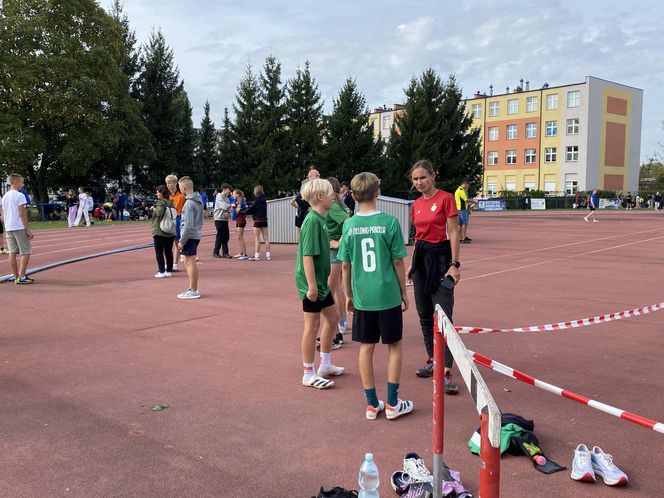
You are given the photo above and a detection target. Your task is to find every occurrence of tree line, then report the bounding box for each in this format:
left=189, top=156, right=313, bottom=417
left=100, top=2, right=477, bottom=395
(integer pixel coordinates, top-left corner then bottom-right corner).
left=0, top=0, right=483, bottom=203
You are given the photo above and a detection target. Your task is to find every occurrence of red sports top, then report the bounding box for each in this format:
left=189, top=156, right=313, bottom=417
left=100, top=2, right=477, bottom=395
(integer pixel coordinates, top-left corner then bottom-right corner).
left=412, top=189, right=458, bottom=243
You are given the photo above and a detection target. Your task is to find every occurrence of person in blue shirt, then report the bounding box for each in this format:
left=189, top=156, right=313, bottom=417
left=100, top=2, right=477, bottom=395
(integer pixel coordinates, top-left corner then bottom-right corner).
left=584, top=190, right=599, bottom=223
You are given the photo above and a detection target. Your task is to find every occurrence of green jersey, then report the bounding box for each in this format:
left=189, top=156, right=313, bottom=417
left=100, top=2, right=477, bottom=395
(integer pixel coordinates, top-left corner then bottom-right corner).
left=337, top=211, right=407, bottom=311
left=295, top=210, right=331, bottom=301
left=325, top=200, right=349, bottom=241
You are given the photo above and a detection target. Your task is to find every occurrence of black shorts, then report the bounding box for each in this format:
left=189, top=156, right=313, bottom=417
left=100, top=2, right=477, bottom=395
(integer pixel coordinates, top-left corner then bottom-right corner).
left=352, top=306, right=403, bottom=344
left=181, top=239, right=200, bottom=256
left=237, top=222, right=246, bottom=229
left=254, top=220, right=268, bottom=228
left=589, top=206, right=595, bottom=211
left=302, top=291, right=334, bottom=313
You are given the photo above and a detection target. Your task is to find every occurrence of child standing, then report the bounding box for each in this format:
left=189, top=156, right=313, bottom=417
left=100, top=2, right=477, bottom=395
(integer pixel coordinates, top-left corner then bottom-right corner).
left=338, top=172, right=413, bottom=419
left=246, top=185, right=271, bottom=261
left=166, top=174, right=186, bottom=271
left=295, top=179, right=345, bottom=389
left=232, top=189, right=248, bottom=260
left=176, top=177, right=204, bottom=299
left=212, top=183, right=233, bottom=258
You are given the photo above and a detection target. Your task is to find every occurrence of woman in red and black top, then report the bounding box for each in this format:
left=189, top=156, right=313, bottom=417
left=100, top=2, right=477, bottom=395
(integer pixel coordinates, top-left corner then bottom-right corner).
left=407, top=159, right=461, bottom=394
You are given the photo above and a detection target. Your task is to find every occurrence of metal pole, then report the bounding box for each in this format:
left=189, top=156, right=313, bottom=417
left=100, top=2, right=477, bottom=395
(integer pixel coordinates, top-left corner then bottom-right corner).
left=479, top=407, right=501, bottom=498
left=432, top=317, right=445, bottom=498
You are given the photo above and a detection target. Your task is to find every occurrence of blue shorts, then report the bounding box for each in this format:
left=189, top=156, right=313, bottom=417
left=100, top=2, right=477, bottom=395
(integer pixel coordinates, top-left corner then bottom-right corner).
left=175, top=215, right=182, bottom=240
left=457, top=210, right=469, bottom=226
left=181, top=239, right=200, bottom=256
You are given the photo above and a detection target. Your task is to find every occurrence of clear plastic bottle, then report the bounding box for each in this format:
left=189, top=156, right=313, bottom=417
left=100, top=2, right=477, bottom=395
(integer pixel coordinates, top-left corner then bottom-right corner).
left=358, top=452, right=380, bottom=497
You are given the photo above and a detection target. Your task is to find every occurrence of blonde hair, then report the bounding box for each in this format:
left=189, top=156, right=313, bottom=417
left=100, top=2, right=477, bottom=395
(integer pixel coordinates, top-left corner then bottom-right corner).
left=8, top=173, right=23, bottom=185
left=254, top=185, right=264, bottom=196
left=165, top=174, right=178, bottom=183
left=233, top=189, right=245, bottom=198
left=178, top=177, right=193, bottom=191
left=301, top=178, right=332, bottom=204
left=351, top=172, right=380, bottom=203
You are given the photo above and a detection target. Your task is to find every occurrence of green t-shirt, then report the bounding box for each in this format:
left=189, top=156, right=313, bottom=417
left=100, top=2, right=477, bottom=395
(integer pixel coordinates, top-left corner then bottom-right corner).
left=295, top=210, right=331, bottom=301
left=325, top=200, right=349, bottom=241
left=337, top=211, right=407, bottom=311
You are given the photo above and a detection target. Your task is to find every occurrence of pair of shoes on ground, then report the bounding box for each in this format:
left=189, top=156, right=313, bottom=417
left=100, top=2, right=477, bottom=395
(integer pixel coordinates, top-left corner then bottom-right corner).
left=316, top=333, right=343, bottom=351
left=177, top=289, right=201, bottom=299
left=15, top=276, right=35, bottom=285
left=415, top=360, right=459, bottom=395
left=212, top=253, right=233, bottom=259
left=302, top=364, right=345, bottom=390
left=0, top=248, right=9, bottom=255
left=391, top=453, right=472, bottom=497
left=366, top=399, right=414, bottom=421
left=571, top=444, right=628, bottom=486
left=154, top=271, right=172, bottom=278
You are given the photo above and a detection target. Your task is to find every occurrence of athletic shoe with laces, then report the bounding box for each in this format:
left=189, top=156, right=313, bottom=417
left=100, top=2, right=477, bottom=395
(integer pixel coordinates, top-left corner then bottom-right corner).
left=316, top=335, right=342, bottom=351
left=163, top=272, right=172, bottom=277
left=366, top=400, right=384, bottom=420
left=402, top=452, right=432, bottom=483
left=593, top=219, right=599, bottom=223
left=386, top=399, right=414, bottom=420
left=570, top=444, right=595, bottom=482
left=172, top=264, right=179, bottom=272
left=391, top=470, right=417, bottom=493
left=463, top=236, right=472, bottom=242
left=15, top=276, right=34, bottom=285
left=238, top=254, right=249, bottom=260
left=415, top=359, right=433, bottom=378
left=302, top=374, right=334, bottom=389
left=154, top=272, right=168, bottom=278
left=444, top=372, right=459, bottom=394
left=335, top=332, right=344, bottom=345
left=317, top=364, right=345, bottom=377
left=177, top=289, right=201, bottom=299
left=591, top=446, right=628, bottom=486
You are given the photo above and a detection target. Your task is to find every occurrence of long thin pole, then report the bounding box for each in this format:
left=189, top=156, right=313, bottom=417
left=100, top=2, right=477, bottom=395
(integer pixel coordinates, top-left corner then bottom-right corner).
left=432, top=319, right=445, bottom=498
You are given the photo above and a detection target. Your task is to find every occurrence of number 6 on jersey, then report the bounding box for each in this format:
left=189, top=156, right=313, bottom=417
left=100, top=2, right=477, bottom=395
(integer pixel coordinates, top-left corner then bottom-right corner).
left=361, top=238, right=376, bottom=272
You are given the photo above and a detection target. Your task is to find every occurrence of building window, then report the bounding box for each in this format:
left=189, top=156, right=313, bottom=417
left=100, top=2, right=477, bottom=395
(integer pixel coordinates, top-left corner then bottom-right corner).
left=524, top=179, right=536, bottom=191
left=487, top=151, right=498, bottom=165
left=505, top=179, right=517, bottom=191
left=546, top=93, right=558, bottom=110
left=507, top=99, right=518, bottom=114
left=487, top=183, right=497, bottom=196
left=526, top=96, right=538, bottom=112
left=524, top=149, right=536, bottom=164
left=566, top=145, right=579, bottom=161
left=567, top=118, right=579, bottom=135
left=472, top=103, right=482, bottom=118
left=545, top=120, right=558, bottom=137
left=507, top=124, right=517, bottom=139
left=545, top=147, right=557, bottom=162
left=525, top=123, right=537, bottom=138
left=565, top=180, right=578, bottom=195
left=382, top=115, right=392, bottom=129
left=506, top=150, right=517, bottom=164
left=489, top=101, right=499, bottom=116
left=544, top=179, right=556, bottom=193
left=567, top=90, right=581, bottom=108
left=488, top=126, right=499, bottom=141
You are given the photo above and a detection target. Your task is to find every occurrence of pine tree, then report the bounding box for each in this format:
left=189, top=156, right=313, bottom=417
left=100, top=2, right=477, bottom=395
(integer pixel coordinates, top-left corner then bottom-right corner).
left=232, top=64, right=261, bottom=191
left=285, top=61, right=323, bottom=182
left=218, top=107, right=239, bottom=185
left=318, top=77, right=384, bottom=183
left=173, top=87, right=196, bottom=185
left=386, top=69, right=483, bottom=195
left=195, top=100, right=219, bottom=189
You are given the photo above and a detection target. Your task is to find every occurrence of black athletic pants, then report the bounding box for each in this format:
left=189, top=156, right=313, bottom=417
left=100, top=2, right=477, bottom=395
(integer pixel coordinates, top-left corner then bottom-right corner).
left=412, top=259, right=454, bottom=369
left=213, top=220, right=230, bottom=256
left=153, top=235, right=174, bottom=273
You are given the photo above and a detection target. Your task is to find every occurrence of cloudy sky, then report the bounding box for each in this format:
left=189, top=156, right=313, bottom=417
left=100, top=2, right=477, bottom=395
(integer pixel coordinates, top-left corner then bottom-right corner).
left=119, top=0, right=663, bottom=160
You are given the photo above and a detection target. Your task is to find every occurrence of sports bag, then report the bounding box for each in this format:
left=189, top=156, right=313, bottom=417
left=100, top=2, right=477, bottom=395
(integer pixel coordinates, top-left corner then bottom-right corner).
left=159, top=206, right=177, bottom=235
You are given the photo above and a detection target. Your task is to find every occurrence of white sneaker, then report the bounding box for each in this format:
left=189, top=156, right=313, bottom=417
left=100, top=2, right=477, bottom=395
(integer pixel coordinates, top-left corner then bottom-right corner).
left=302, top=374, right=334, bottom=389
left=570, top=444, right=595, bottom=482
left=154, top=272, right=167, bottom=278
left=317, top=364, right=345, bottom=376
left=593, top=219, right=599, bottom=223
left=591, top=446, right=628, bottom=486
left=164, top=272, right=172, bottom=277
left=386, top=399, right=414, bottom=420
left=402, top=452, right=432, bottom=483
left=177, top=289, right=201, bottom=299
left=366, top=400, right=385, bottom=420
left=172, top=264, right=179, bottom=272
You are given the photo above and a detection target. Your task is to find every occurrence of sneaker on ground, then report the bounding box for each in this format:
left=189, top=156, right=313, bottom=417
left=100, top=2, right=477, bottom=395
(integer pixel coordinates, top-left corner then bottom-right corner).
left=593, top=219, right=600, bottom=223
left=570, top=444, right=595, bottom=482
left=238, top=255, right=249, bottom=260
left=15, top=276, right=35, bottom=285
left=386, top=399, right=414, bottom=420
left=317, top=336, right=342, bottom=351
left=163, top=272, right=172, bottom=277
left=172, top=264, right=179, bottom=272
left=402, top=452, right=433, bottom=483
left=591, top=446, right=628, bottom=486
left=335, top=332, right=344, bottom=344
left=154, top=272, right=168, bottom=278
left=222, top=254, right=232, bottom=259
left=317, top=364, right=345, bottom=377
left=390, top=470, right=416, bottom=493
left=366, top=400, right=385, bottom=420
left=302, top=374, right=334, bottom=389
left=444, top=372, right=459, bottom=394
left=415, top=360, right=433, bottom=378
left=463, top=236, right=472, bottom=242
left=177, top=289, right=201, bottom=299
left=248, top=257, right=260, bottom=261
left=212, top=253, right=222, bottom=258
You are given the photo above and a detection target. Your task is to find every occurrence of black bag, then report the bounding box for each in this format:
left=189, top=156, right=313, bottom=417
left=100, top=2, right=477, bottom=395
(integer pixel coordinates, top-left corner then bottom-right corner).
left=312, top=486, right=358, bottom=498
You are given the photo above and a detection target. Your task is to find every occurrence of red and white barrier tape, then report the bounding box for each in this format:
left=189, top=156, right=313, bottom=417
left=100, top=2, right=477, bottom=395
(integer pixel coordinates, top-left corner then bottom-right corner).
left=456, top=301, right=664, bottom=334
left=469, top=350, right=664, bottom=435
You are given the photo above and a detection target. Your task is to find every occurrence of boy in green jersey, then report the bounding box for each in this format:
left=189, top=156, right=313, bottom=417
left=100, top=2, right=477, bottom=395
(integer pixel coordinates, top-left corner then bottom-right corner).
left=295, top=179, right=345, bottom=389
left=338, top=172, right=413, bottom=420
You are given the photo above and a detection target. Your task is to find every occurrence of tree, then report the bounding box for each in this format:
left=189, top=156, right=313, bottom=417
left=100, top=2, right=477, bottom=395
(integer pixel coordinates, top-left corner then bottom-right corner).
left=285, top=61, right=323, bottom=183
left=232, top=64, right=261, bottom=191
left=134, top=30, right=188, bottom=190
left=195, top=100, right=219, bottom=189
left=0, top=0, right=150, bottom=202
left=386, top=69, right=483, bottom=196
left=173, top=87, right=196, bottom=184
left=317, top=77, right=384, bottom=183
left=218, top=107, right=239, bottom=185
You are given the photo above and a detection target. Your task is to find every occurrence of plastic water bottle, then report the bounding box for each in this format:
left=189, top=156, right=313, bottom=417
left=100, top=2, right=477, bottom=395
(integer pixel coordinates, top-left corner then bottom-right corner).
left=358, top=452, right=380, bottom=497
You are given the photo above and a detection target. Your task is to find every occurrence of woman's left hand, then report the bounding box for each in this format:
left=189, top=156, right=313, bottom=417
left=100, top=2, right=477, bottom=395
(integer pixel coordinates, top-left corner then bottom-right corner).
left=445, top=267, right=460, bottom=283
left=329, top=239, right=340, bottom=249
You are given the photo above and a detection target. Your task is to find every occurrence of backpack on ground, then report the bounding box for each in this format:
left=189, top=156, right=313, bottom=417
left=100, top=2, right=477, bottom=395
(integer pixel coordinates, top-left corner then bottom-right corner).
left=159, top=206, right=177, bottom=235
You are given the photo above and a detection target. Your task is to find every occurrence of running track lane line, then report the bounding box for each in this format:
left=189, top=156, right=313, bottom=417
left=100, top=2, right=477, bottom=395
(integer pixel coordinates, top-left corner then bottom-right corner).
left=469, top=350, right=664, bottom=435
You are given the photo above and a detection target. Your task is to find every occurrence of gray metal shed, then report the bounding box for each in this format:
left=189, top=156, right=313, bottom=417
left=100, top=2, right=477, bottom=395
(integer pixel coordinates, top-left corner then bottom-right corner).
left=267, top=195, right=412, bottom=244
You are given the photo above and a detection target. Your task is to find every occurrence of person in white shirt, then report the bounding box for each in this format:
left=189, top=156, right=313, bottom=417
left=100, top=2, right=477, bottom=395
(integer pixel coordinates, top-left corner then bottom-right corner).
left=0, top=173, right=34, bottom=284
left=73, top=187, right=91, bottom=227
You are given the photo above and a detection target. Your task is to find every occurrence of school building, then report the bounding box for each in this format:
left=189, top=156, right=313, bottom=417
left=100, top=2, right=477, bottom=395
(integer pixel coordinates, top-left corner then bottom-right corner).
left=368, top=104, right=406, bottom=141
left=465, top=76, right=643, bottom=196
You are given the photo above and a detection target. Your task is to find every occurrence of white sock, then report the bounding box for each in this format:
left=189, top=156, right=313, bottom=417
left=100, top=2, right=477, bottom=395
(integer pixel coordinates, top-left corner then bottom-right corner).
left=266, top=251, right=271, bottom=258
left=254, top=252, right=260, bottom=259
left=303, top=362, right=315, bottom=379
left=320, top=352, right=331, bottom=368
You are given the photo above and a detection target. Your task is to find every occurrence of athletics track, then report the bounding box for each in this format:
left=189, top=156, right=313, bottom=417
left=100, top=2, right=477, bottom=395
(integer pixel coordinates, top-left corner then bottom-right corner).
left=1, top=210, right=663, bottom=497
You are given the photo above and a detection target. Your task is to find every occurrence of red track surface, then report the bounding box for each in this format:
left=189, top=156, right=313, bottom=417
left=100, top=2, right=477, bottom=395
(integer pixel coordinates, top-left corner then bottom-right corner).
left=2, top=212, right=663, bottom=497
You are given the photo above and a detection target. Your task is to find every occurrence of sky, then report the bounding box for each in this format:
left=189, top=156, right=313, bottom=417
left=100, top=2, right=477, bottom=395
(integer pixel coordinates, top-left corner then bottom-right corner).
left=118, top=0, right=664, bottom=161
